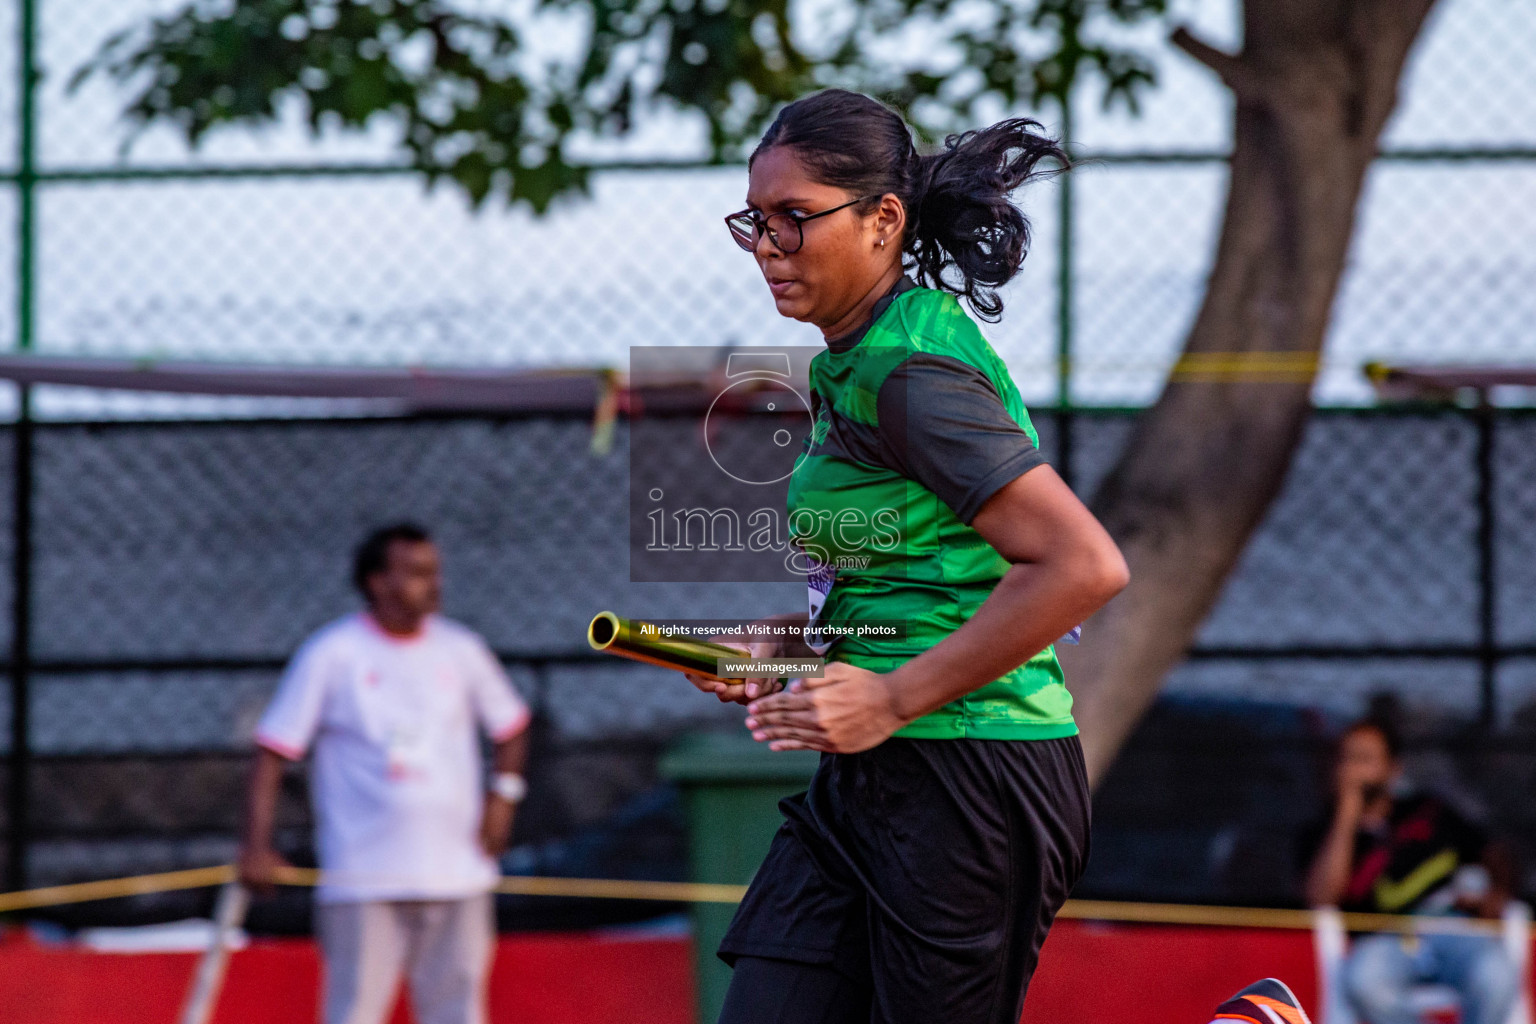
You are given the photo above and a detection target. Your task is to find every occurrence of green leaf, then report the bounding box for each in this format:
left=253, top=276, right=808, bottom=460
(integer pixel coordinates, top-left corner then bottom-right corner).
left=75, top=0, right=1168, bottom=213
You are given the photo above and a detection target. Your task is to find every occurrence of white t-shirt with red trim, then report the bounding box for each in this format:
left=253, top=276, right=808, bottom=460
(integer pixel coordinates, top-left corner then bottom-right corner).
left=255, top=612, right=530, bottom=904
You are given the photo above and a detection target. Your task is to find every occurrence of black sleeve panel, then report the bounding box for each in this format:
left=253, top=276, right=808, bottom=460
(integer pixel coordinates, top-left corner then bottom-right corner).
left=876, top=353, right=1046, bottom=525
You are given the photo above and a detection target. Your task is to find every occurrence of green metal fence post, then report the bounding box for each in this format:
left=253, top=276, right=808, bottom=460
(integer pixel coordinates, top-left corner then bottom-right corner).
left=1474, top=398, right=1497, bottom=730
left=8, top=0, right=38, bottom=894
left=1056, top=96, right=1075, bottom=492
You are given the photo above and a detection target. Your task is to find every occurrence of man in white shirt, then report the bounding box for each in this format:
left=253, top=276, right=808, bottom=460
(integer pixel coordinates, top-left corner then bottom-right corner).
left=239, top=523, right=531, bottom=1024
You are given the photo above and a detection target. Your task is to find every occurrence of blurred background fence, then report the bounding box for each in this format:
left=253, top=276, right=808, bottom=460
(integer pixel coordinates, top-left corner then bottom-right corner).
left=1, top=0, right=1536, bottom=927
left=4, top=407, right=1536, bottom=928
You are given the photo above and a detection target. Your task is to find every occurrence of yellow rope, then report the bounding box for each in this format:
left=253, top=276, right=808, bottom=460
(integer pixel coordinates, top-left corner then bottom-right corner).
left=0, top=865, right=236, bottom=913
left=263, top=868, right=748, bottom=906
left=495, top=876, right=748, bottom=904
left=1059, top=899, right=1501, bottom=935
left=0, top=866, right=1502, bottom=934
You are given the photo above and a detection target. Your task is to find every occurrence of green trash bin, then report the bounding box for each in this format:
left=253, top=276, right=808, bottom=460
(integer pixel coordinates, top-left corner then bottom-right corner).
left=660, top=731, right=820, bottom=1024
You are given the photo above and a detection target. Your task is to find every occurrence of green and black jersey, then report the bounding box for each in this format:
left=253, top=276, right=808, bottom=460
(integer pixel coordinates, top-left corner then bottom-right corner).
left=787, top=277, right=1075, bottom=740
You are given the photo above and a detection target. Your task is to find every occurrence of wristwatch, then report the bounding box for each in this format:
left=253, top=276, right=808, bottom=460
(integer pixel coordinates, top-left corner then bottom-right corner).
left=489, top=771, right=528, bottom=804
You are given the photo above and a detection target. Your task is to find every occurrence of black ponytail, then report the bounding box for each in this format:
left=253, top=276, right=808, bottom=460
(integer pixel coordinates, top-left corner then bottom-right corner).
left=752, top=90, right=1067, bottom=322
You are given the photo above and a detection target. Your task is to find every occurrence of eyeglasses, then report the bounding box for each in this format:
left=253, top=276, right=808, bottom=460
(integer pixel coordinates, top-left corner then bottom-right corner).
left=724, top=196, right=876, bottom=255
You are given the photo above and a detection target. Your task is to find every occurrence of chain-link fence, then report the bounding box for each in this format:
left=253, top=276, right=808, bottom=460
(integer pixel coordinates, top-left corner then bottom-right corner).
left=1, top=0, right=1535, bottom=923
left=0, top=0, right=1530, bottom=412
left=0, top=407, right=1533, bottom=922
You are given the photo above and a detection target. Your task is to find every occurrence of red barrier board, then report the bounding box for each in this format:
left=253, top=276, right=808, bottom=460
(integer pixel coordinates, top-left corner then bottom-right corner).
left=1023, top=920, right=1318, bottom=1024
left=0, top=920, right=1320, bottom=1024
left=0, top=930, right=696, bottom=1024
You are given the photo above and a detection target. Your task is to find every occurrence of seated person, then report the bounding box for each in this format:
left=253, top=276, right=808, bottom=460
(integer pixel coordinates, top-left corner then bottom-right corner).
left=1300, top=716, right=1517, bottom=1024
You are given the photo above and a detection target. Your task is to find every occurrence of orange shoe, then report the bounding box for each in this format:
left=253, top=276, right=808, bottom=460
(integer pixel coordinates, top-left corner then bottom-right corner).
left=1210, top=978, right=1313, bottom=1024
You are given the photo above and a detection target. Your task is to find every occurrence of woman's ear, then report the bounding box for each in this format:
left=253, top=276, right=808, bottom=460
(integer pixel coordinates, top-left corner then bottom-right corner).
left=875, top=194, right=906, bottom=248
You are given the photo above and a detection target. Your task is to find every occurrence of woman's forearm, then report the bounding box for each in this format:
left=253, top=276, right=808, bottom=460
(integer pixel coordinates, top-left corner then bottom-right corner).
left=883, top=549, right=1127, bottom=725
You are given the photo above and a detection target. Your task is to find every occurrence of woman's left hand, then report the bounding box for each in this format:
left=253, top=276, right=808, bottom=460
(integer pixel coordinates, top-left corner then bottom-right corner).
left=744, top=662, right=906, bottom=754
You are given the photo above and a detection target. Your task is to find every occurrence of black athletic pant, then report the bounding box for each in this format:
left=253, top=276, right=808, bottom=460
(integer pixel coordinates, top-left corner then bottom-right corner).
left=716, top=736, right=1091, bottom=1024
left=718, top=957, right=871, bottom=1024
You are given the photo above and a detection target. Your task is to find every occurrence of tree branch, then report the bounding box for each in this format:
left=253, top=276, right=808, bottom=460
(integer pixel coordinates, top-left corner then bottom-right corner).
left=1170, top=26, right=1258, bottom=99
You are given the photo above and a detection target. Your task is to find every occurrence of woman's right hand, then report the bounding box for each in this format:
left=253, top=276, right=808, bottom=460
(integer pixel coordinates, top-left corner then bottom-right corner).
left=684, top=635, right=786, bottom=706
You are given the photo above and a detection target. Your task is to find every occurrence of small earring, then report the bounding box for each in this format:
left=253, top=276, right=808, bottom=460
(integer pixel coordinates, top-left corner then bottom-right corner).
left=879, top=239, right=886, bottom=248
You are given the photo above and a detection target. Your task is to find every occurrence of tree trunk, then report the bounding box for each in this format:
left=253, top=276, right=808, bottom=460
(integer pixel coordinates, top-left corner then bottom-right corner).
left=1059, top=0, right=1442, bottom=786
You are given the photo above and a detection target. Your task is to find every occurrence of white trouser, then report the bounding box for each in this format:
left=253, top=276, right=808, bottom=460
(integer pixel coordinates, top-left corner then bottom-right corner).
left=315, top=893, right=494, bottom=1024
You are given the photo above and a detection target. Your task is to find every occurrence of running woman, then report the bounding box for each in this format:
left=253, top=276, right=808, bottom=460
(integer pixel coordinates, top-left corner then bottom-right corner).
left=684, top=89, right=1130, bottom=1024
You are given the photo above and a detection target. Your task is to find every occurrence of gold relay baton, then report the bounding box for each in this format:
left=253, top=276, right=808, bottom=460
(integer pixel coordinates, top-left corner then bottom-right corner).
left=587, top=611, right=751, bottom=681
